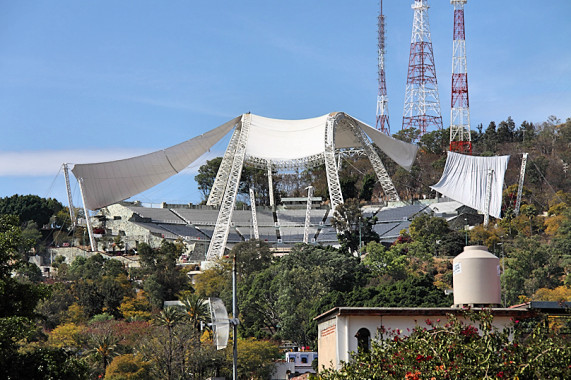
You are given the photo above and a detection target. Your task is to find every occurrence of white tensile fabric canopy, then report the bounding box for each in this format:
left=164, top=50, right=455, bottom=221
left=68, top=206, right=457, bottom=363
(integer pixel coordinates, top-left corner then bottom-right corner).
left=72, top=112, right=419, bottom=210
left=246, top=113, right=418, bottom=169
left=430, top=152, right=510, bottom=219
left=72, top=116, right=240, bottom=210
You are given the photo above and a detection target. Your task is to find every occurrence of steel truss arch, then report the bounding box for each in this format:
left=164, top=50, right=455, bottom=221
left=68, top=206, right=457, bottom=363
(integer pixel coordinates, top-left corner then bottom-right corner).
left=206, top=114, right=252, bottom=260
left=344, top=119, right=401, bottom=202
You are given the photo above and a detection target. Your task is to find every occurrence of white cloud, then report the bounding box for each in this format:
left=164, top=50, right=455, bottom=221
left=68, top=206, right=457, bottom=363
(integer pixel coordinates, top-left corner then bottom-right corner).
left=0, top=146, right=228, bottom=177
left=0, top=149, right=149, bottom=176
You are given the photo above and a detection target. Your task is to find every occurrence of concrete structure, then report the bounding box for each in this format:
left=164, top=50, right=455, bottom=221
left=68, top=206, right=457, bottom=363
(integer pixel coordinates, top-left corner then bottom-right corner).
left=314, top=306, right=534, bottom=371
left=86, top=200, right=483, bottom=260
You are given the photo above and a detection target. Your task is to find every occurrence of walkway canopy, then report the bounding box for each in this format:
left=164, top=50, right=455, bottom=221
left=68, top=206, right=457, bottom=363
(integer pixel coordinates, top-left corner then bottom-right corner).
left=72, top=112, right=419, bottom=210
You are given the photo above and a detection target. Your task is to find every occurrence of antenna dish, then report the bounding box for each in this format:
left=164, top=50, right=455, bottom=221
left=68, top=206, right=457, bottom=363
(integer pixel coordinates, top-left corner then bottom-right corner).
left=209, top=297, right=230, bottom=350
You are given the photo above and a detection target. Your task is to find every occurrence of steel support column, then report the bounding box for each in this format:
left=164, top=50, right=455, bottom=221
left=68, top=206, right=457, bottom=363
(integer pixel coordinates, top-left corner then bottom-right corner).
left=349, top=120, right=401, bottom=202
left=483, top=169, right=493, bottom=227
left=303, top=186, right=314, bottom=244
left=267, top=161, right=275, bottom=208
left=514, top=153, right=528, bottom=216
left=78, top=178, right=97, bottom=251
left=206, top=114, right=251, bottom=260
left=207, top=127, right=241, bottom=207
left=63, top=163, right=76, bottom=228
left=249, top=187, right=259, bottom=240
left=324, top=115, right=344, bottom=210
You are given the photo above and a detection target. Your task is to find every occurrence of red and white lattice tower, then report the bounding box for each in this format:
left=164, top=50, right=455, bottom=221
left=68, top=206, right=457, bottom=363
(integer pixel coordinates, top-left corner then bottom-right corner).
left=402, top=0, right=443, bottom=137
left=375, top=0, right=390, bottom=134
left=449, top=0, right=472, bottom=153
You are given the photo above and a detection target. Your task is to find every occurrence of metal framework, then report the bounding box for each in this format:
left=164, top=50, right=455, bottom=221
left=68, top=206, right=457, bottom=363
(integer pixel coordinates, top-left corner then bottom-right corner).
left=376, top=0, right=390, bottom=134
left=206, top=114, right=251, bottom=260
left=207, top=126, right=241, bottom=207
left=347, top=119, right=401, bottom=202
left=402, top=0, right=443, bottom=137
left=204, top=112, right=406, bottom=259
left=245, top=153, right=324, bottom=171
left=303, top=186, right=314, bottom=244
left=324, top=115, right=344, bottom=211
left=483, top=169, right=494, bottom=227
left=78, top=178, right=97, bottom=251
left=514, top=153, right=528, bottom=216
left=267, top=162, right=275, bottom=208
left=63, top=163, right=76, bottom=228
left=449, top=0, right=472, bottom=153
left=249, top=187, right=260, bottom=240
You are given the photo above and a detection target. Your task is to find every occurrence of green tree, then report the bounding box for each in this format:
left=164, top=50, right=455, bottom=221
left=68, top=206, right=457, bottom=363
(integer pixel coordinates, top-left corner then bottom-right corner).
left=138, top=241, right=191, bottom=308
left=232, top=338, right=280, bottom=380
left=393, top=127, right=420, bottom=143
left=331, top=199, right=379, bottom=254
left=194, top=257, right=232, bottom=308
left=142, top=307, right=222, bottom=380
left=86, top=332, right=120, bottom=376
left=232, top=239, right=273, bottom=280
left=66, top=254, right=133, bottom=318
left=409, top=214, right=452, bottom=255
left=497, top=116, right=516, bottom=143
left=238, top=266, right=281, bottom=338
left=362, top=242, right=407, bottom=281
left=179, top=293, right=211, bottom=332
left=483, top=121, right=498, bottom=153
left=0, top=215, right=88, bottom=378
left=0, top=194, right=63, bottom=227
left=359, top=173, right=376, bottom=201
left=195, top=157, right=223, bottom=201
left=195, top=157, right=277, bottom=205
left=503, top=236, right=564, bottom=305
left=419, top=128, right=447, bottom=154
left=275, top=245, right=367, bottom=347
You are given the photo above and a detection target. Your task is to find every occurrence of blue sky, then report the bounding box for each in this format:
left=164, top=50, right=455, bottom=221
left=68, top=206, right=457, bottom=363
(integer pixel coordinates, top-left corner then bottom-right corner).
left=0, top=0, right=569, bottom=207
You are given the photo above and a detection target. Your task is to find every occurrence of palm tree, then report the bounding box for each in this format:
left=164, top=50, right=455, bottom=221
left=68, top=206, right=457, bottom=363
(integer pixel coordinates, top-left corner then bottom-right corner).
left=180, top=294, right=211, bottom=333
left=153, top=306, right=185, bottom=380
left=155, top=306, right=184, bottom=332
left=87, top=332, right=119, bottom=375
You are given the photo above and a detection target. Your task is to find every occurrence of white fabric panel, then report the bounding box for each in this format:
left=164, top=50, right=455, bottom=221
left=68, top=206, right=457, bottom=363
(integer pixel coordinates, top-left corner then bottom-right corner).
left=72, top=117, right=239, bottom=210
left=353, top=117, right=419, bottom=171
left=245, top=114, right=329, bottom=161
left=333, top=117, right=362, bottom=149
left=430, top=152, right=510, bottom=219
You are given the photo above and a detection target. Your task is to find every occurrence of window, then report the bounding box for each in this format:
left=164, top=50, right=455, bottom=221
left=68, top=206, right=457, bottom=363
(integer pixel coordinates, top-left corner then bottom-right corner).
left=355, top=328, right=371, bottom=353
left=300, top=355, right=308, bottom=364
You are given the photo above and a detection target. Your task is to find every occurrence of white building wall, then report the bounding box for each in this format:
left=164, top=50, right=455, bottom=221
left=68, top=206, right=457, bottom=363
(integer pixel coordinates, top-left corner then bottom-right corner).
left=323, top=312, right=517, bottom=370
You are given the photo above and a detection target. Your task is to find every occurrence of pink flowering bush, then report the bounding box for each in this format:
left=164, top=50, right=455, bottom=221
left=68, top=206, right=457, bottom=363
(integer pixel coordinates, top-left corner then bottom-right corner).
left=320, top=309, right=571, bottom=379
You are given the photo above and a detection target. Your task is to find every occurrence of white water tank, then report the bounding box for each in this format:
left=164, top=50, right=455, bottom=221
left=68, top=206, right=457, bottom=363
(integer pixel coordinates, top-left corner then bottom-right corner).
left=452, top=245, right=501, bottom=307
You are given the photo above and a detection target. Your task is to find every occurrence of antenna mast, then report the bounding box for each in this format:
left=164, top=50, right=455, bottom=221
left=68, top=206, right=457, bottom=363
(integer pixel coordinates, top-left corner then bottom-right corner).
left=376, top=0, right=390, bottom=134
left=402, top=0, right=443, bottom=137
left=449, top=0, right=472, bottom=153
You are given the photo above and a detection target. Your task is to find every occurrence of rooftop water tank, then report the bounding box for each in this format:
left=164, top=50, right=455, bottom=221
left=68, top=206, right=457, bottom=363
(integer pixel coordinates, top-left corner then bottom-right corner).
left=453, top=245, right=501, bottom=307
